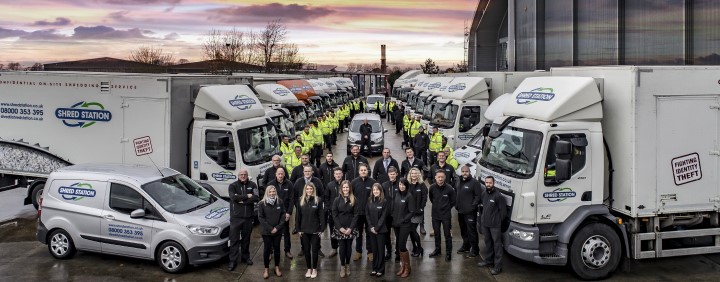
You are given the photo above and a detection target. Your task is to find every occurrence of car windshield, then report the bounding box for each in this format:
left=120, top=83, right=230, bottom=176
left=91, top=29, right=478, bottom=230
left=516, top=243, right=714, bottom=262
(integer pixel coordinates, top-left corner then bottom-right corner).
left=423, top=100, right=436, bottom=120
left=271, top=116, right=295, bottom=138
left=238, top=122, right=279, bottom=166
left=350, top=120, right=382, bottom=133
left=367, top=97, right=384, bottom=105
left=430, top=103, right=458, bottom=128
left=142, top=174, right=215, bottom=214
left=479, top=125, right=543, bottom=179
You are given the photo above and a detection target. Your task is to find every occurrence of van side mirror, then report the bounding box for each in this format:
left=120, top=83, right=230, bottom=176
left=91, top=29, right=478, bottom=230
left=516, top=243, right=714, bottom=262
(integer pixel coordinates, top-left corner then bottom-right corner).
left=217, top=150, right=230, bottom=166
left=384, top=129, right=388, bottom=133
left=130, top=209, right=146, bottom=219
left=218, top=136, right=229, bottom=147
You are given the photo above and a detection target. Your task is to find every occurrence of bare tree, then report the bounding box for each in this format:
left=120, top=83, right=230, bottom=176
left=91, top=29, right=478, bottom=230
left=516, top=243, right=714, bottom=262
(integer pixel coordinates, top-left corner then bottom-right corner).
left=7, top=62, right=21, bottom=71
left=30, top=63, right=43, bottom=71
left=346, top=63, right=357, bottom=72
left=256, top=19, right=287, bottom=72
left=274, top=43, right=305, bottom=72
left=129, top=46, right=175, bottom=66
left=0, top=63, right=4, bottom=70
left=176, top=58, right=190, bottom=64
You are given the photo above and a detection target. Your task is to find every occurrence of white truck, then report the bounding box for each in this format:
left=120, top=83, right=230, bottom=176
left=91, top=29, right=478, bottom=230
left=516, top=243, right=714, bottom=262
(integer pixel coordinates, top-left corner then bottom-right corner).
left=253, top=83, right=301, bottom=138
left=415, top=76, right=455, bottom=129
left=0, top=72, right=278, bottom=208
left=391, top=70, right=423, bottom=99
left=478, top=66, right=720, bottom=280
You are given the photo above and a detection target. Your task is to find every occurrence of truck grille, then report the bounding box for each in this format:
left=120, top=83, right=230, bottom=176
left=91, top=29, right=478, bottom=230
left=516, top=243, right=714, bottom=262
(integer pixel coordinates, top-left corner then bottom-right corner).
left=220, top=226, right=230, bottom=239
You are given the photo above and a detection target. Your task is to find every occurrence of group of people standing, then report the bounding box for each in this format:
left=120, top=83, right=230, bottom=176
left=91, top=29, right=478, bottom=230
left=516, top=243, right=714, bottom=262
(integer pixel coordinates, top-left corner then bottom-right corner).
left=228, top=128, right=508, bottom=279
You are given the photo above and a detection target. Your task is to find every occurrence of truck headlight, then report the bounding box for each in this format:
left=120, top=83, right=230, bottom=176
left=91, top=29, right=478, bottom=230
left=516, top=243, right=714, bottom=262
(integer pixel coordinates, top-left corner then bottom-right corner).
left=509, top=229, right=534, bottom=241
left=187, top=225, right=220, bottom=236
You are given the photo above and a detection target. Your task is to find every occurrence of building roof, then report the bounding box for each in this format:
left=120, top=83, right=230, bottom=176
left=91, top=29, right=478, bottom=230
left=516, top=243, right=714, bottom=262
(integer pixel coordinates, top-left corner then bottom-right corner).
left=43, top=57, right=162, bottom=72
left=168, top=59, right=262, bottom=73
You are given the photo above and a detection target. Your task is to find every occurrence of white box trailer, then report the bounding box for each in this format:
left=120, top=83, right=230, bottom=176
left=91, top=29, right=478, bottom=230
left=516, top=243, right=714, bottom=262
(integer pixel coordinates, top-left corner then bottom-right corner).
left=0, top=72, right=279, bottom=206
left=476, top=66, right=720, bottom=279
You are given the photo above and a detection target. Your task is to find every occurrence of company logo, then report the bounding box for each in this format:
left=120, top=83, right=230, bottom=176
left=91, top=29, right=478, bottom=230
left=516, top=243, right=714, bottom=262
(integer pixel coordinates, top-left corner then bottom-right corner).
left=55, top=101, right=112, bottom=128
left=458, top=133, right=474, bottom=140
left=58, top=182, right=96, bottom=201
left=439, top=86, right=448, bottom=91
left=205, top=206, right=230, bottom=219
left=325, top=82, right=334, bottom=87
left=448, top=83, right=466, bottom=92
left=273, top=88, right=291, bottom=96
left=302, top=85, right=313, bottom=90
left=211, top=171, right=237, bottom=182
left=289, top=86, right=303, bottom=94
left=516, top=88, right=555, bottom=104
left=455, top=151, right=471, bottom=159
left=428, top=82, right=441, bottom=90
left=543, top=187, right=577, bottom=202
left=229, top=95, right=257, bottom=110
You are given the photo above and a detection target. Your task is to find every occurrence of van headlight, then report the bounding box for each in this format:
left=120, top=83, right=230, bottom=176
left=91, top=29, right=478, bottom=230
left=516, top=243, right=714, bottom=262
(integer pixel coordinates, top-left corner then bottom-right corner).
left=187, top=225, right=220, bottom=236
left=509, top=229, right=534, bottom=241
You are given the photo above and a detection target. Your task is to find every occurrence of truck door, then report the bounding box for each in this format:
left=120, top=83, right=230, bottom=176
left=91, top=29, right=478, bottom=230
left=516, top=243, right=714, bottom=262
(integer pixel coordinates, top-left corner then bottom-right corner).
left=456, top=106, right=483, bottom=147
left=122, top=98, right=167, bottom=166
left=538, top=132, right=592, bottom=223
left=100, top=182, right=154, bottom=258
left=199, top=128, right=239, bottom=197
left=656, top=96, right=719, bottom=213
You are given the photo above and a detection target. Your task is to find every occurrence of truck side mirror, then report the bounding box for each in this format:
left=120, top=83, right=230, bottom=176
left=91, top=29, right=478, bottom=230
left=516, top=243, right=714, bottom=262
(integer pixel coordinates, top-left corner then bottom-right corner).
left=218, top=136, right=229, bottom=148
left=555, top=140, right=572, bottom=155
left=481, top=124, right=491, bottom=137
left=217, top=150, right=229, bottom=166
left=554, top=140, right=573, bottom=181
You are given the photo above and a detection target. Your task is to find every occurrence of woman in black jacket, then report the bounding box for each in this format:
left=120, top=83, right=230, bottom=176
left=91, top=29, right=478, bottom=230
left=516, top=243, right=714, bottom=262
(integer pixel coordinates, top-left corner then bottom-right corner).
left=407, top=168, right=427, bottom=257
left=296, top=183, right=325, bottom=279
left=331, top=180, right=358, bottom=278
left=393, top=178, right=417, bottom=278
left=258, top=185, right=285, bottom=279
left=366, top=183, right=390, bottom=277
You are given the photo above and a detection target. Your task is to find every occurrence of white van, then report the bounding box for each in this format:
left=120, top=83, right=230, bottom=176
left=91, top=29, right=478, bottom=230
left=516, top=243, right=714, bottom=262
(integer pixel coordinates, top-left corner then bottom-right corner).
left=37, top=163, right=231, bottom=273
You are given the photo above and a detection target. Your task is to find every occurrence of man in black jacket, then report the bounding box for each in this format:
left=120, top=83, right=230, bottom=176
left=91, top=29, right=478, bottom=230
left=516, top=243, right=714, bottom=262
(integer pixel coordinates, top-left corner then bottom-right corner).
left=342, top=145, right=370, bottom=181
left=324, top=167, right=344, bottom=258
left=477, top=176, right=507, bottom=275
left=413, top=126, right=430, bottom=166
left=359, top=118, right=373, bottom=156
left=350, top=163, right=378, bottom=262
left=293, top=166, right=326, bottom=257
left=394, top=105, right=404, bottom=134
left=319, top=152, right=340, bottom=185
left=455, top=165, right=482, bottom=258
left=400, top=147, right=425, bottom=179
left=261, top=155, right=283, bottom=190
left=381, top=166, right=400, bottom=261
left=290, top=154, right=321, bottom=183
left=428, top=170, right=456, bottom=262
left=266, top=167, right=295, bottom=259
left=228, top=169, right=259, bottom=270
left=373, top=148, right=399, bottom=184
left=431, top=151, right=456, bottom=186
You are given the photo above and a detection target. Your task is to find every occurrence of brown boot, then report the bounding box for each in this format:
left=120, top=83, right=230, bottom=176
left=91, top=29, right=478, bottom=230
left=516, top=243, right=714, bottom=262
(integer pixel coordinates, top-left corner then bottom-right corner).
left=395, top=256, right=405, bottom=276
left=400, top=251, right=411, bottom=278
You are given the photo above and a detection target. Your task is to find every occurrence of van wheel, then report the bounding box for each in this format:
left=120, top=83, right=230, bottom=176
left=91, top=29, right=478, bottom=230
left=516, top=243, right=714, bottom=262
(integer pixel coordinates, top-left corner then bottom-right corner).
left=569, top=223, right=621, bottom=280
left=48, top=229, right=76, bottom=259
left=31, top=182, right=45, bottom=210
left=157, top=241, right=188, bottom=273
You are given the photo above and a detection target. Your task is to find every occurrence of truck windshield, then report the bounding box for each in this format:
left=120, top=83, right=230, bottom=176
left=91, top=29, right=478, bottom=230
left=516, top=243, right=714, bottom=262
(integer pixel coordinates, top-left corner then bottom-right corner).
left=238, top=123, right=279, bottom=166
left=271, top=116, right=295, bottom=138
left=322, top=98, right=331, bottom=110
left=416, top=97, right=426, bottom=113
left=290, top=108, right=308, bottom=132
left=142, top=174, right=215, bottom=214
left=423, top=100, right=436, bottom=120
left=479, top=125, right=543, bottom=179
left=430, top=103, right=458, bottom=129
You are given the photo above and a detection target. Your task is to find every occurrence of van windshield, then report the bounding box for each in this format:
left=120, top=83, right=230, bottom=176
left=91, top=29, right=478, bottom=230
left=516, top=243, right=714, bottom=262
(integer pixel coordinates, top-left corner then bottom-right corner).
left=430, top=103, right=458, bottom=129
left=238, top=122, right=279, bottom=166
left=142, top=174, right=215, bottom=214
left=367, top=96, right=384, bottom=105
left=350, top=120, right=382, bottom=133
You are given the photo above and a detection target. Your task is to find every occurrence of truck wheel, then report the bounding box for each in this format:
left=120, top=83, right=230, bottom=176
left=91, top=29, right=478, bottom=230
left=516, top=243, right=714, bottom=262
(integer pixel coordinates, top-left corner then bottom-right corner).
left=48, top=229, right=76, bottom=259
left=157, top=241, right=188, bottom=273
left=31, top=182, right=46, bottom=210
left=569, top=223, right=621, bottom=280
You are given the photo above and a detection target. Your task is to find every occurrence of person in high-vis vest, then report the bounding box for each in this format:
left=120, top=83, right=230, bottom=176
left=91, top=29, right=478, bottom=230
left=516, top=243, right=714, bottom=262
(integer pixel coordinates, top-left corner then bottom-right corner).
left=429, top=127, right=444, bottom=167
left=444, top=147, right=459, bottom=170
left=286, top=145, right=303, bottom=173
left=329, top=111, right=338, bottom=145
left=301, top=126, right=314, bottom=156
left=374, top=100, right=381, bottom=115
left=311, top=120, right=324, bottom=167
left=441, top=136, right=454, bottom=158
left=280, top=135, right=295, bottom=164
left=387, top=100, right=394, bottom=123
left=402, top=111, right=412, bottom=149
left=321, top=114, right=333, bottom=151
left=409, top=116, right=422, bottom=150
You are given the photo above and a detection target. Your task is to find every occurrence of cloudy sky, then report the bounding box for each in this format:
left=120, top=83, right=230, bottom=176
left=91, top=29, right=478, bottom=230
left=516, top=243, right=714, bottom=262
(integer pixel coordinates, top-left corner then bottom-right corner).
left=0, top=0, right=476, bottom=68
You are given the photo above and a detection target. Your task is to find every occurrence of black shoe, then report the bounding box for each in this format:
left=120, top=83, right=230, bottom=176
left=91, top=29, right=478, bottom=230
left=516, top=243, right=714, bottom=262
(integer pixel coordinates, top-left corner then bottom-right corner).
left=491, top=268, right=502, bottom=275
left=429, top=250, right=441, bottom=257
left=246, top=258, right=253, bottom=266
left=456, top=248, right=470, bottom=254
left=477, top=261, right=492, bottom=267
left=466, top=253, right=479, bottom=258
left=385, top=254, right=391, bottom=261
left=228, top=262, right=236, bottom=271
left=445, top=254, right=451, bottom=261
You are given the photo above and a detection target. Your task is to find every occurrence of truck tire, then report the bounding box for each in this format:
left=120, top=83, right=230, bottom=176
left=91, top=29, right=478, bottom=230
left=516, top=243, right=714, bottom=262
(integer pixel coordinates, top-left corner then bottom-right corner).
left=569, top=223, right=621, bottom=280
left=157, top=241, right=188, bottom=273
left=48, top=229, right=76, bottom=259
left=31, top=182, right=46, bottom=210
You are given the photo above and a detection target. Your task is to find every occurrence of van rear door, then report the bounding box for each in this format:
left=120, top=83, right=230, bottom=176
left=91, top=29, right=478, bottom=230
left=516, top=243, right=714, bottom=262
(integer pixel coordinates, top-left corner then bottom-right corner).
left=99, top=182, right=154, bottom=258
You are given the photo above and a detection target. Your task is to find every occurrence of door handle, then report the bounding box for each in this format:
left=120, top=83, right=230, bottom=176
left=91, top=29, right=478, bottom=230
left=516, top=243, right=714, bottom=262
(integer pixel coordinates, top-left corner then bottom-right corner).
left=103, top=215, right=115, bottom=220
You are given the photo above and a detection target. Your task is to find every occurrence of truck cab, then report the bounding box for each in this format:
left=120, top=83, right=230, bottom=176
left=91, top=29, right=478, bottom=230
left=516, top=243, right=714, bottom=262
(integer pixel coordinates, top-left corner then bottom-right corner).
left=428, top=77, right=490, bottom=148
left=253, top=83, right=301, bottom=138
left=416, top=76, right=454, bottom=127
left=277, top=80, right=318, bottom=124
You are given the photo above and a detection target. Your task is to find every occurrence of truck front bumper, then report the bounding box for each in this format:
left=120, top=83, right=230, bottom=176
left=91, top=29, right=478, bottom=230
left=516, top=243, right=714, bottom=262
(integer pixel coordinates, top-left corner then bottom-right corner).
left=503, top=221, right=567, bottom=266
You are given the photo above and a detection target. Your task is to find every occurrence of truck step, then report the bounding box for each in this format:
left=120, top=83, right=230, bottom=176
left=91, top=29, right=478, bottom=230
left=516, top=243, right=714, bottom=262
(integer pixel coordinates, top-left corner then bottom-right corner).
left=540, top=233, right=559, bottom=242
left=537, top=253, right=566, bottom=265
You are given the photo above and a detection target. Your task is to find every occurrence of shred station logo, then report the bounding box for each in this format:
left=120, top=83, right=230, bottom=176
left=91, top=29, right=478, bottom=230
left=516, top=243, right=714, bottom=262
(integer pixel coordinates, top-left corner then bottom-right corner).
left=516, top=88, right=555, bottom=104
left=454, top=151, right=471, bottom=159
left=448, top=83, right=467, bottom=92
left=55, top=101, right=112, bottom=128
left=428, top=82, right=441, bottom=90
left=211, top=171, right=237, bottom=182
left=229, top=95, right=256, bottom=110
left=273, top=88, right=291, bottom=96
left=205, top=206, right=230, bottom=219
left=289, top=86, right=303, bottom=94
left=58, top=182, right=96, bottom=201
left=543, top=187, right=577, bottom=202
left=457, top=133, right=474, bottom=140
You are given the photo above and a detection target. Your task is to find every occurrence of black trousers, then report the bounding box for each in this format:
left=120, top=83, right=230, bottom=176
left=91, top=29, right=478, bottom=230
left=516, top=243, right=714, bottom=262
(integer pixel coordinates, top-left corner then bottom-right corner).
left=229, top=217, right=253, bottom=263
left=409, top=223, right=422, bottom=251
left=395, top=121, right=402, bottom=134
left=428, top=151, right=438, bottom=168
left=432, top=218, right=452, bottom=252
left=403, top=132, right=409, bottom=147
left=416, top=148, right=427, bottom=165
left=458, top=213, right=480, bottom=253
left=385, top=216, right=394, bottom=255
left=324, top=135, right=332, bottom=150
left=360, top=138, right=371, bottom=155
left=327, top=213, right=338, bottom=249
left=263, top=235, right=281, bottom=268
left=395, top=226, right=411, bottom=252
left=481, top=226, right=503, bottom=270
left=338, top=238, right=353, bottom=265
left=302, top=233, right=321, bottom=269
left=355, top=215, right=371, bottom=253
left=369, top=232, right=387, bottom=273
left=282, top=219, right=292, bottom=252
left=312, top=145, right=322, bottom=167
